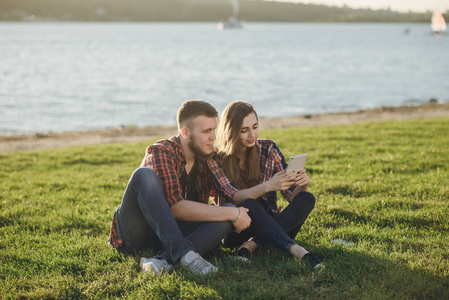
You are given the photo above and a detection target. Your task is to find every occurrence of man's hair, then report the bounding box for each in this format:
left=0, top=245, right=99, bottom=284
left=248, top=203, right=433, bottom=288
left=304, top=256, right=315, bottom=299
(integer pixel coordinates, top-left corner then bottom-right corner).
left=177, top=100, right=218, bottom=131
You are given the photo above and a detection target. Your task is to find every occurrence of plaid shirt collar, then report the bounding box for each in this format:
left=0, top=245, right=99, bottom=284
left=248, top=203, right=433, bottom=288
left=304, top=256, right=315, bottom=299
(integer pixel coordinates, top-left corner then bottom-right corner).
left=143, top=135, right=217, bottom=206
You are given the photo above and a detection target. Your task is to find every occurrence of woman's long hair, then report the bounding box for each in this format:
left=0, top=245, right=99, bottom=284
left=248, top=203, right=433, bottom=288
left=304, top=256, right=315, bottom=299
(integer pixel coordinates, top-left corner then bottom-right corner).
left=216, top=101, right=260, bottom=188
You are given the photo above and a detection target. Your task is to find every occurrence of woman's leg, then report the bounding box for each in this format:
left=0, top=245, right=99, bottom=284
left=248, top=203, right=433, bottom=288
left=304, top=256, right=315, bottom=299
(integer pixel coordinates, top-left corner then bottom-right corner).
left=276, top=192, right=316, bottom=239
left=222, top=225, right=255, bottom=249
left=238, top=196, right=322, bottom=267
left=250, top=192, right=316, bottom=248
left=239, top=199, right=297, bottom=254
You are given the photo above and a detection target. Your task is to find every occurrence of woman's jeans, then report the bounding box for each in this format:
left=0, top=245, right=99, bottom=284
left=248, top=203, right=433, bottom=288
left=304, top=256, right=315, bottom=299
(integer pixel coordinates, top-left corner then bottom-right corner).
left=115, top=168, right=234, bottom=263
left=223, top=192, right=316, bottom=254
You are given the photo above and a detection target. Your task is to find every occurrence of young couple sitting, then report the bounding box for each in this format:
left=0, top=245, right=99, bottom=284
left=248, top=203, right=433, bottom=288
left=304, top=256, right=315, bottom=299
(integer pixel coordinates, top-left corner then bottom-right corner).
left=108, top=100, right=322, bottom=276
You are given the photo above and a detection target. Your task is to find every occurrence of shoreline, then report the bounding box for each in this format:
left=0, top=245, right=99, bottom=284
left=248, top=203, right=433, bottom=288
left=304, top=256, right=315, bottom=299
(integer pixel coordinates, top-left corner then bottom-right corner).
left=1, top=102, right=448, bottom=153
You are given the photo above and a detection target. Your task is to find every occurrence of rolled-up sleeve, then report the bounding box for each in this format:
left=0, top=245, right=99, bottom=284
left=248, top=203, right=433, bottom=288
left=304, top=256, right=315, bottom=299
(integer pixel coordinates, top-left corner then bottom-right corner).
left=207, top=158, right=239, bottom=204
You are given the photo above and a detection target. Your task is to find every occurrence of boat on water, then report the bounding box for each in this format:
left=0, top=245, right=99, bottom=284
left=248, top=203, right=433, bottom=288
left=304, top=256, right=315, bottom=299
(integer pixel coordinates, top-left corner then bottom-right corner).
left=431, top=10, right=447, bottom=34
left=218, top=17, right=244, bottom=30
left=218, top=0, right=243, bottom=30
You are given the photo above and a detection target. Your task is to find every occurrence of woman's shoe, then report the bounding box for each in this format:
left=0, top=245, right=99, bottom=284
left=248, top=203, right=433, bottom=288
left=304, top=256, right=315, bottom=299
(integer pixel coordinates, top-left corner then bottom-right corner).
left=234, top=247, right=251, bottom=262
left=302, top=253, right=323, bottom=269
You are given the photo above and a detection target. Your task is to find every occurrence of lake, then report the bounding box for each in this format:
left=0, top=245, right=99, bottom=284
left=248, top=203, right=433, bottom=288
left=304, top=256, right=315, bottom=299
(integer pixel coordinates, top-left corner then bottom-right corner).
left=0, top=22, right=448, bottom=135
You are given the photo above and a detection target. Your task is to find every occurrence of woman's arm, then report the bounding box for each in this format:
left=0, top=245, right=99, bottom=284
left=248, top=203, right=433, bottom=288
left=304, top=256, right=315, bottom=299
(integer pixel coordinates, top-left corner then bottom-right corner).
left=289, top=169, right=310, bottom=199
left=232, top=170, right=296, bottom=205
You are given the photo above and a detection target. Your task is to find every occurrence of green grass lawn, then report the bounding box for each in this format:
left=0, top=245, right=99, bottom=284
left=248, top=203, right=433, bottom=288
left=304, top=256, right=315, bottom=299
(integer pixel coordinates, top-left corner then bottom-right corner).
left=1, top=117, right=448, bottom=299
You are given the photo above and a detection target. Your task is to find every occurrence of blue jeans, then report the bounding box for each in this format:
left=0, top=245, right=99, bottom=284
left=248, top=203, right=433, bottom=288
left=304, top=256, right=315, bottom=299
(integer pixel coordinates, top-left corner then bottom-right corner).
left=116, top=168, right=234, bottom=263
left=222, top=192, right=316, bottom=254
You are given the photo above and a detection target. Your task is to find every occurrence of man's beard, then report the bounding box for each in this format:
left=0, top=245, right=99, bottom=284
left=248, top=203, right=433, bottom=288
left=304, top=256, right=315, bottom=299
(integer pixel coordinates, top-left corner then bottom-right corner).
left=188, top=135, right=211, bottom=159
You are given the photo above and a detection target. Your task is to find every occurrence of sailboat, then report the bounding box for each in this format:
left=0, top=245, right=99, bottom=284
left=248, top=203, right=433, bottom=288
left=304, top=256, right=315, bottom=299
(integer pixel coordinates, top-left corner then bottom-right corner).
left=431, top=10, right=447, bottom=34
left=218, top=0, right=243, bottom=30
left=218, top=17, right=243, bottom=30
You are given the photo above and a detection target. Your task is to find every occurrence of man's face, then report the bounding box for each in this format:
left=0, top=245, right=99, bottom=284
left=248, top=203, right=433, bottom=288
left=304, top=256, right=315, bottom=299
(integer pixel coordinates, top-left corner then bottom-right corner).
left=187, top=116, right=217, bottom=158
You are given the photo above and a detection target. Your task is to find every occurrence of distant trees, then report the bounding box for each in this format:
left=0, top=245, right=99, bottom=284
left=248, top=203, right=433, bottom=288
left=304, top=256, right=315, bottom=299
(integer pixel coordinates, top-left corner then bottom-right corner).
left=0, top=0, right=433, bottom=22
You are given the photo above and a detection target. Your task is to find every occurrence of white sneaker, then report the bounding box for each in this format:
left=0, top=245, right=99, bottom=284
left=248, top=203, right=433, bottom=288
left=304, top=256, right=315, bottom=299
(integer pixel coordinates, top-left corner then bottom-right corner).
left=179, top=251, right=218, bottom=276
left=140, top=257, right=173, bottom=275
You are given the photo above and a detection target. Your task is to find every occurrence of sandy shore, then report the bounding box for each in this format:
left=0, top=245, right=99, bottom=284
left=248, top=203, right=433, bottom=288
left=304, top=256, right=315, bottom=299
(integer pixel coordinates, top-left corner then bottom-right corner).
left=1, top=102, right=448, bottom=153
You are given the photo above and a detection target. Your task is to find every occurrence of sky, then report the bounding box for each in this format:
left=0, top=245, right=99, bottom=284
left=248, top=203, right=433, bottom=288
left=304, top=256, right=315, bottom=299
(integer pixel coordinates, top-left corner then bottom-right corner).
left=277, top=1, right=449, bottom=13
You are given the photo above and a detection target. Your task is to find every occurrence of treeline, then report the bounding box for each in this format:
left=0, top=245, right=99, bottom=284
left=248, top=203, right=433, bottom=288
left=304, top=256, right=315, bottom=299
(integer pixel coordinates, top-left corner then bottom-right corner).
left=0, top=0, right=434, bottom=22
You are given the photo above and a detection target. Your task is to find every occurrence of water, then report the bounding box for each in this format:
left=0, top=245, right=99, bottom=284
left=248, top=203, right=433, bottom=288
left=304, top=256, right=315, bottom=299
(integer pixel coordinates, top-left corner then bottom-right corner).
left=1, top=22, right=448, bottom=135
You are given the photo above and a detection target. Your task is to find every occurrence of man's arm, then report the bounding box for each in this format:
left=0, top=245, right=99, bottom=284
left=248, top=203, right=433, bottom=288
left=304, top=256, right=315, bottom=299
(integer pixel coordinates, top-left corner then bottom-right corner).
left=171, top=200, right=251, bottom=233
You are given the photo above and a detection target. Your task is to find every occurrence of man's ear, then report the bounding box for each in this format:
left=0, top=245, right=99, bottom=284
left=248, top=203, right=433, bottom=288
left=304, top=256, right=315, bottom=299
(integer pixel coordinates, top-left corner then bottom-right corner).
left=180, top=127, right=189, bottom=139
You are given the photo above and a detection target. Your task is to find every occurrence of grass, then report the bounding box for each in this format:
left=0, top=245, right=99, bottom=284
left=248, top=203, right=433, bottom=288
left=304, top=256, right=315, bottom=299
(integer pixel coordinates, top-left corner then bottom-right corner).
left=1, top=117, right=448, bottom=299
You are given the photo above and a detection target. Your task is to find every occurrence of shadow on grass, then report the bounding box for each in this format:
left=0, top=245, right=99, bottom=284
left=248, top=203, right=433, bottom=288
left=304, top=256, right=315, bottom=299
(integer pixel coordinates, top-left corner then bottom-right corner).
left=121, top=244, right=448, bottom=299
left=325, top=184, right=367, bottom=198
left=199, top=245, right=448, bottom=299
left=327, top=207, right=445, bottom=231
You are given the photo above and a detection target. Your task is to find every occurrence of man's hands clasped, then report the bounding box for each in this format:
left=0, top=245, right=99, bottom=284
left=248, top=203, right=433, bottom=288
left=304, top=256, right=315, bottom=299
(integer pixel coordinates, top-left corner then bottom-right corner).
left=232, top=207, right=251, bottom=233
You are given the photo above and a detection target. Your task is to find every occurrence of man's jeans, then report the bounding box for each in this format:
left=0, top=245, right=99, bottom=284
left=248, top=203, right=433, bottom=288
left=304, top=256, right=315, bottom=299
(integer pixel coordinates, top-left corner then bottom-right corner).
left=223, top=192, right=316, bottom=254
left=116, top=167, right=234, bottom=263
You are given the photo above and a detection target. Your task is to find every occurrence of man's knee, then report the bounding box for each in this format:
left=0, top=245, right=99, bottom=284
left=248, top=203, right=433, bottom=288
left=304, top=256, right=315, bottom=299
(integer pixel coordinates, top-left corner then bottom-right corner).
left=133, top=167, right=156, bottom=180
left=131, top=167, right=164, bottom=194
left=132, top=167, right=160, bottom=185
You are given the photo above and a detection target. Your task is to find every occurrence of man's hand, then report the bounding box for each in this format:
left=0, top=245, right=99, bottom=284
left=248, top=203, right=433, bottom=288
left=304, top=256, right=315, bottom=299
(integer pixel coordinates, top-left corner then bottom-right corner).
left=232, top=207, right=251, bottom=233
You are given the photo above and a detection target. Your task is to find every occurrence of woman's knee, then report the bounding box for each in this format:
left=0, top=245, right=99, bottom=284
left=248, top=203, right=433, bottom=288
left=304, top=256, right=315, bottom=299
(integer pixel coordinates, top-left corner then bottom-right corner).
left=292, top=191, right=316, bottom=212
left=241, top=198, right=262, bottom=210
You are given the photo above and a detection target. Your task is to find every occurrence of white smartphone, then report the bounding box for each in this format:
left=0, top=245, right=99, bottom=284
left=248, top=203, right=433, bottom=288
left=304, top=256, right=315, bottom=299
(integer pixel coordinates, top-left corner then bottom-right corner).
left=286, top=153, right=308, bottom=173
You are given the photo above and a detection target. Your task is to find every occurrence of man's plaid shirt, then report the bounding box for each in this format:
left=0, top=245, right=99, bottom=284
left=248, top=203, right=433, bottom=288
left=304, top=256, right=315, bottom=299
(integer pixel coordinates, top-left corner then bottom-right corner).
left=140, top=135, right=219, bottom=206
left=208, top=139, right=295, bottom=217
left=109, top=135, right=221, bottom=249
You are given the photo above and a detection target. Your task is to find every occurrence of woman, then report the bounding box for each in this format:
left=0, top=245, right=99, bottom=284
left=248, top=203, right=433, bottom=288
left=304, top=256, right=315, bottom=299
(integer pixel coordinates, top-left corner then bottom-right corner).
left=214, top=101, right=322, bottom=269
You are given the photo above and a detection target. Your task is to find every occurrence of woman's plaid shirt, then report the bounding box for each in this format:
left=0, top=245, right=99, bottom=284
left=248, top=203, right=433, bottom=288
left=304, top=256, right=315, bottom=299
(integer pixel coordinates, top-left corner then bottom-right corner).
left=208, top=139, right=295, bottom=217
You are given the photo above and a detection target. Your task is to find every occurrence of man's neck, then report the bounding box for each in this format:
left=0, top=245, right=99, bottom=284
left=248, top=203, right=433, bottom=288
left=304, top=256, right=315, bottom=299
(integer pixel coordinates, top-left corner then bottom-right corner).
left=180, top=135, right=196, bottom=168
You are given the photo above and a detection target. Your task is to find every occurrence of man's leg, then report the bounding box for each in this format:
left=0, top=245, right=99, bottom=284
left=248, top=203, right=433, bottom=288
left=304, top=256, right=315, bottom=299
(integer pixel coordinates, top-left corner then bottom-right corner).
left=177, top=203, right=235, bottom=255
left=117, top=168, right=193, bottom=262
left=118, top=168, right=219, bottom=275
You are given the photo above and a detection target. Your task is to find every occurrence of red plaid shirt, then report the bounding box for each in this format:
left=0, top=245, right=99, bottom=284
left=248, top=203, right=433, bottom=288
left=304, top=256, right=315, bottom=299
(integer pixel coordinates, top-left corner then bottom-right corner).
left=208, top=139, right=295, bottom=216
left=141, top=135, right=219, bottom=206
left=109, top=135, right=220, bottom=249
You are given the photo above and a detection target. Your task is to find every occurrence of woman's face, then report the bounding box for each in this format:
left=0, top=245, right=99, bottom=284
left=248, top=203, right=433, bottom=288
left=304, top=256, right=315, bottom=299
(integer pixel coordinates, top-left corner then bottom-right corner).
left=238, top=112, right=259, bottom=150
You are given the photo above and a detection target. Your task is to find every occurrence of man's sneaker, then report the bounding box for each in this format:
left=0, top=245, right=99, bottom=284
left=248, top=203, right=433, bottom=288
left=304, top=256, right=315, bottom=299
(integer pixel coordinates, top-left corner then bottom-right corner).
left=302, top=253, right=323, bottom=269
left=180, top=251, right=218, bottom=276
left=140, top=257, right=173, bottom=275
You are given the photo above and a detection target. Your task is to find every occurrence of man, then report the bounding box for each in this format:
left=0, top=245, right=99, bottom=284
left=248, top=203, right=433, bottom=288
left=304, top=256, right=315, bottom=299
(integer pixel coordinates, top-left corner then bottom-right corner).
left=108, top=100, right=251, bottom=276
